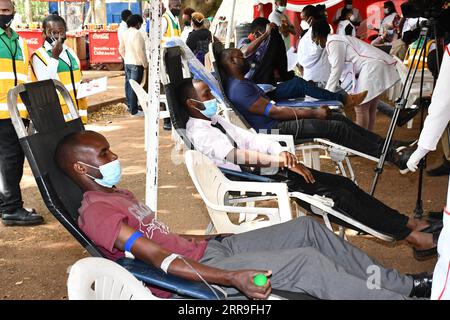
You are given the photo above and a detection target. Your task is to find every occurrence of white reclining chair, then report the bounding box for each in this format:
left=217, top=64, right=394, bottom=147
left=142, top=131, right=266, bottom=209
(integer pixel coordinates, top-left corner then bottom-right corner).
left=67, top=257, right=159, bottom=300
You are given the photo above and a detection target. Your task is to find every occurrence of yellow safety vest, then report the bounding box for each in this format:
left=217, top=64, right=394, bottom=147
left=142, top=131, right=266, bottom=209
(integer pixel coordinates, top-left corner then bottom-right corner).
left=161, top=12, right=181, bottom=46
left=31, top=46, right=88, bottom=124
left=0, top=31, right=29, bottom=119
left=404, top=39, right=435, bottom=70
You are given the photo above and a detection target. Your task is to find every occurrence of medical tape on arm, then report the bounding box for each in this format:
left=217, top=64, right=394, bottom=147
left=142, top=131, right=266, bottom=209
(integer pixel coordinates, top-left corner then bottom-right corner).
left=160, top=253, right=180, bottom=273
left=124, top=231, right=144, bottom=253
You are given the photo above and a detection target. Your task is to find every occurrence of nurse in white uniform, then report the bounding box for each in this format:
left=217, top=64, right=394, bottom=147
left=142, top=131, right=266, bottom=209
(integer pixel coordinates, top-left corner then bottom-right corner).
left=311, top=19, right=400, bottom=132
left=407, top=44, right=450, bottom=300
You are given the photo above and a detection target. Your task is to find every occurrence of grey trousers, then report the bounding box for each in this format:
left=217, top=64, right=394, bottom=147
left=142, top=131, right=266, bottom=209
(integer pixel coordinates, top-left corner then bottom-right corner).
left=200, top=217, right=413, bottom=300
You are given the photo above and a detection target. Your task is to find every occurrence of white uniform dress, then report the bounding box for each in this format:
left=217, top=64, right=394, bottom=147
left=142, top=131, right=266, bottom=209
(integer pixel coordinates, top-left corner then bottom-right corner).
left=414, top=45, right=450, bottom=300
left=325, top=34, right=400, bottom=104
left=337, top=20, right=356, bottom=37
left=297, top=28, right=331, bottom=86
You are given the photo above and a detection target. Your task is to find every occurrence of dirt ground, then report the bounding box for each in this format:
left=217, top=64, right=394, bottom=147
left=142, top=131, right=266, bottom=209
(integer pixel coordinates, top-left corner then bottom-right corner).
left=0, top=104, right=447, bottom=300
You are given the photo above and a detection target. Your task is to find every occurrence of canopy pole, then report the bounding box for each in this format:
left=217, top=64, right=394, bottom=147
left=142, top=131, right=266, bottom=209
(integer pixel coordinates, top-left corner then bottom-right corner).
left=225, top=0, right=237, bottom=48
left=146, top=0, right=162, bottom=213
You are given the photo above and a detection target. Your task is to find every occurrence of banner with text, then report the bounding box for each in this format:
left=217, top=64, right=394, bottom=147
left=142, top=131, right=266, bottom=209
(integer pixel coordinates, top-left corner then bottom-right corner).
left=88, top=31, right=121, bottom=64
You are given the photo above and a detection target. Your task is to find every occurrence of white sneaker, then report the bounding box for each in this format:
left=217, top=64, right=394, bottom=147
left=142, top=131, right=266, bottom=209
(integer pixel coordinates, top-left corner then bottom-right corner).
left=132, top=110, right=145, bottom=117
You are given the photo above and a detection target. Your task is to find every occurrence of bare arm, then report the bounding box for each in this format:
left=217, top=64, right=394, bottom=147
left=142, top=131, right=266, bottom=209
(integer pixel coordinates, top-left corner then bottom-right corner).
left=242, top=23, right=277, bottom=58
left=114, top=223, right=272, bottom=299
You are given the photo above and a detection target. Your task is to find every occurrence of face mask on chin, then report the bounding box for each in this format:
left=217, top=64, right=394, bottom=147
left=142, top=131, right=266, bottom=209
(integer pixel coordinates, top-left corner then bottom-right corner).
left=171, top=9, right=181, bottom=17
left=300, top=20, right=310, bottom=30
left=46, top=36, right=66, bottom=46
left=0, top=14, right=14, bottom=30
left=239, top=59, right=251, bottom=75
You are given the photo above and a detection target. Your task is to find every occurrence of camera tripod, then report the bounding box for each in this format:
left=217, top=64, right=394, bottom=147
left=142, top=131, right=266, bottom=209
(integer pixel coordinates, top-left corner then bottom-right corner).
left=370, top=19, right=441, bottom=219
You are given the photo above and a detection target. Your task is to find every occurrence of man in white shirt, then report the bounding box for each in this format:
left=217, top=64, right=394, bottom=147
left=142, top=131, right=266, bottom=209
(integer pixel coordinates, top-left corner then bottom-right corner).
left=119, top=14, right=148, bottom=116
left=179, top=79, right=440, bottom=259
left=332, top=0, right=361, bottom=26
left=268, top=0, right=295, bottom=50
left=118, top=9, right=132, bottom=49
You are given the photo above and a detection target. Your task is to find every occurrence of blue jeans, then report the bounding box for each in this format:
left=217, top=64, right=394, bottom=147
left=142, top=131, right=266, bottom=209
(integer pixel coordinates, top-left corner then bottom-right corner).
left=125, top=64, right=144, bottom=115
left=269, top=76, right=344, bottom=103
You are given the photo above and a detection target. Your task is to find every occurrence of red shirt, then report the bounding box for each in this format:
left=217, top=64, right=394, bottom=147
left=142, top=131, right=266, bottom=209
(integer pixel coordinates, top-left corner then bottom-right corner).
left=78, top=189, right=208, bottom=297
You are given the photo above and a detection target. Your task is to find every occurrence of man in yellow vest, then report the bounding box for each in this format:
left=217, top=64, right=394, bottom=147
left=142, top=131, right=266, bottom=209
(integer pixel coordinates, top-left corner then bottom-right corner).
left=0, top=0, right=44, bottom=226
left=30, top=14, right=88, bottom=124
left=161, top=0, right=182, bottom=130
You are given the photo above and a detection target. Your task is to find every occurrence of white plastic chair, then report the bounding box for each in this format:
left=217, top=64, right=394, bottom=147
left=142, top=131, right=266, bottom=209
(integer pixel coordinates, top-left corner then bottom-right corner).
left=184, top=150, right=393, bottom=242
left=392, top=55, right=434, bottom=129
left=129, top=79, right=182, bottom=150
left=67, top=257, right=160, bottom=300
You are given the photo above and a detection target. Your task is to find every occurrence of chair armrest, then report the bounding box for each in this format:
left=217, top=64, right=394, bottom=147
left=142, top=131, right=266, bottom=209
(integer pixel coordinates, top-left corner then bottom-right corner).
left=117, top=258, right=226, bottom=300
left=258, top=133, right=296, bottom=154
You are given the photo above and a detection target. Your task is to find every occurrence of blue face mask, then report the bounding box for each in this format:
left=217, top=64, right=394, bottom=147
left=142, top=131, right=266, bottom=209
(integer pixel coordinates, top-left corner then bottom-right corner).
left=192, top=98, right=218, bottom=118
left=79, top=159, right=122, bottom=188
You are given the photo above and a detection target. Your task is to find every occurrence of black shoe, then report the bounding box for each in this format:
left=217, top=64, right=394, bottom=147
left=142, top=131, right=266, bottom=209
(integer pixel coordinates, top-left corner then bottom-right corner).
left=427, top=211, right=443, bottom=224
left=409, top=272, right=433, bottom=298
left=163, top=118, right=172, bottom=131
left=392, top=147, right=414, bottom=174
left=427, top=157, right=450, bottom=177
left=419, top=220, right=443, bottom=233
left=396, top=108, right=420, bottom=127
left=2, top=207, right=44, bottom=226
left=413, top=231, right=439, bottom=261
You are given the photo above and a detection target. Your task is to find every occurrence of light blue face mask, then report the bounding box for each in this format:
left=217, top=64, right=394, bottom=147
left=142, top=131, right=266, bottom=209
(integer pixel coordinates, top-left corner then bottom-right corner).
left=79, top=159, right=122, bottom=188
left=192, top=98, right=218, bottom=118
left=277, top=6, right=287, bottom=12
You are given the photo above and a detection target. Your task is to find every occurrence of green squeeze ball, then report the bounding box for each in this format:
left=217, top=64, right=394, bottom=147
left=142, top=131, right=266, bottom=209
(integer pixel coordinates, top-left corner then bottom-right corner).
left=253, top=274, right=268, bottom=287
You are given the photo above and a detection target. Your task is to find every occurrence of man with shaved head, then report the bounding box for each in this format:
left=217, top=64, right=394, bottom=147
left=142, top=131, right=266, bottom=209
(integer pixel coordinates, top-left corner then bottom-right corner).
left=0, top=0, right=44, bottom=226
left=53, top=130, right=433, bottom=299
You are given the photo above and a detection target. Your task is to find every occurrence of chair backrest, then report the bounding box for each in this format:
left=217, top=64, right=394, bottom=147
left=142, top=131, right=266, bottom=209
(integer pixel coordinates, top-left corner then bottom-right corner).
left=8, top=80, right=103, bottom=257
left=68, top=257, right=158, bottom=300
left=129, top=79, right=149, bottom=114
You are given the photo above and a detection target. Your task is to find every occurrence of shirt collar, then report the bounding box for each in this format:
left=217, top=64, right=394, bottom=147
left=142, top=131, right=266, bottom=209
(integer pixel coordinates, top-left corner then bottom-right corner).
left=0, top=27, right=18, bottom=40
left=165, top=10, right=179, bottom=24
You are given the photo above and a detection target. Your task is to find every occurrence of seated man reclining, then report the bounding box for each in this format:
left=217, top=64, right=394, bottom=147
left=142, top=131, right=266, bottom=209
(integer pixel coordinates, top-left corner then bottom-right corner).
left=219, top=48, right=414, bottom=174
left=182, top=79, right=440, bottom=261
left=55, top=130, right=432, bottom=299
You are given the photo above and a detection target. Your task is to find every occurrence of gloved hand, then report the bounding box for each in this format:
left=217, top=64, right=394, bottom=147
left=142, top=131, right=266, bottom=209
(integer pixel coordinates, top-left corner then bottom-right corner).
left=407, top=146, right=431, bottom=172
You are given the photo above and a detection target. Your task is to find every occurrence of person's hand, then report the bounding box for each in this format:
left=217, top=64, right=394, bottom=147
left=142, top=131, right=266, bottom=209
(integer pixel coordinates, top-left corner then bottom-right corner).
left=315, top=106, right=332, bottom=120
left=279, top=151, right=299, bottom=169
left=289, top=162, right=315, bottom=184
left=51, top=35, right=64, bottom=59
left=229, top=270, right=272, bottom=300
left=406, top=147, right=430, bottom=172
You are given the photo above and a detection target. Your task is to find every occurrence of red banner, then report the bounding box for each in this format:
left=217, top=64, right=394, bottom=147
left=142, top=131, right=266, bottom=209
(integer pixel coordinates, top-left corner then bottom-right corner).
left=88, top=31, right=121, bottom=64
left=16, top=30, right=44, bottom=53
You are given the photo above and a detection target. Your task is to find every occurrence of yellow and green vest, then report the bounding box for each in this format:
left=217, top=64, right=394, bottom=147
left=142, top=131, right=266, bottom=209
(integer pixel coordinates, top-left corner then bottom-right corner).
left=0, top=29, right=29, bottom=119
left=31, top=46, right=88, bottom=124
left=162, top=12, right=181, bottom=46
left=404, top=39, right=435, bottom=70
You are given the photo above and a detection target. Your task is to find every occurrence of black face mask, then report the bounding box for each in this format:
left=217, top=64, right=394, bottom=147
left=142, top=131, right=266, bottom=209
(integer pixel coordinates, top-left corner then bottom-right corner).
left=0, top=14, right=14, bottom=30
left=184, top=20, right=191, bottom=27
left=171, top=9, right=181, bottom=17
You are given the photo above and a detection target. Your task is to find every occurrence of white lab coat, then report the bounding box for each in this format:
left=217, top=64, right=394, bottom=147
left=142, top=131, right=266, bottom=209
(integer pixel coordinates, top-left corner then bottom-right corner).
left=417, top=45, right=450, bottom=300
left=337, top=20, right=356, bottom=37
left=297, top=28, right=331, bottom=84
left=325, top=34, right=399, bottom=103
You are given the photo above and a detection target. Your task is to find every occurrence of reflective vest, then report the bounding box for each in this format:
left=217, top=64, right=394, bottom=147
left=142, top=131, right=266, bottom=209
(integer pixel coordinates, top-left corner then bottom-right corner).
left=161, top=12, right=181, bottom=46
left=0, top=31, right=29, bottom=119
left=31, top=46, right=88, bottom=124
left=404, top=39, right=435, bottom=70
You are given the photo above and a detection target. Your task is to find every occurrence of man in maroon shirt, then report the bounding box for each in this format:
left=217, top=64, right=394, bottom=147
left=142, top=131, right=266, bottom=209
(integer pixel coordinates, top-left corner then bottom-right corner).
left=54, top=130, right=432, bottom=299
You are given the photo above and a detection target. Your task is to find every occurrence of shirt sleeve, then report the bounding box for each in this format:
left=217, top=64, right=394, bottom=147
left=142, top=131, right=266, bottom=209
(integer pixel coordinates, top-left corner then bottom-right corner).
left=325, top=40, right=346, bottom=92
left=161, top=16, right=168, bottom=36
left=228, top=80, right=264, bottom=111
left=31, top=53, right=59, bottom=81
left=234, top=124, right=286, bottom=155
left=135, top=32, right=148, bottom=68
left=79, top=202, right=127, bottom=253
left=119, top=32, right=126, bottom=58
left=190, top=125, right=235, bottom=163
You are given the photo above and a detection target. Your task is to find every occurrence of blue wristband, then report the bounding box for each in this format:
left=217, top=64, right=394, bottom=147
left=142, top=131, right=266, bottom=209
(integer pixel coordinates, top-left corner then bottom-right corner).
left=264, top=102, right=273, bottom=117
left=124, top=231, right=143, bottom=253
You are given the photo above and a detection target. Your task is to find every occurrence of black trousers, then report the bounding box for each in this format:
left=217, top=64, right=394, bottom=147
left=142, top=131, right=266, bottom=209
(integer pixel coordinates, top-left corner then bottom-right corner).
left=275, top=112, right=396, bottom=161
left=268, top=169, right=411, bottom=240
left=0, top=119, right=25, bottom=214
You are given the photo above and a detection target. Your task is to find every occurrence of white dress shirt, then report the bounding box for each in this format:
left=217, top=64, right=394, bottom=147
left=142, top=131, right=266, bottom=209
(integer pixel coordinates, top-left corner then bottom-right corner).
left=297, top=28, right=331, bottom=84
left=118, top=20, right=128, bottom=45
left=119, top=27, right=148, bottom=68
left=186, top=115, right=287, bottom=172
